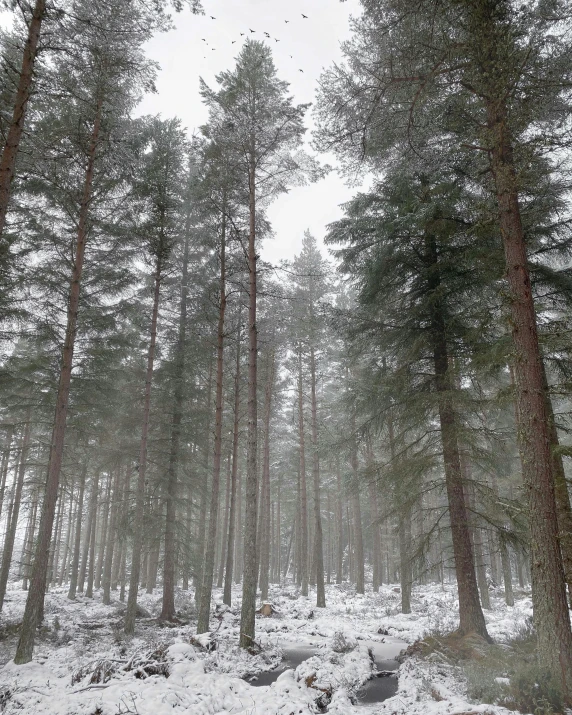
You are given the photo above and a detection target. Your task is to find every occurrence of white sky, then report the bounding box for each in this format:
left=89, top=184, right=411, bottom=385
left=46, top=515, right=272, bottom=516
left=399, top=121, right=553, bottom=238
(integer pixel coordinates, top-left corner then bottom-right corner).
left=136, top=0, right=363, bottom=265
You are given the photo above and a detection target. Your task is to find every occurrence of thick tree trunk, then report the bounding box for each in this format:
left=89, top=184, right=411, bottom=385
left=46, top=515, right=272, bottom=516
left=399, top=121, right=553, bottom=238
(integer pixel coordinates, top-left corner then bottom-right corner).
left=485, top=94, right=572, bottom=686
left=426, top=231, right=489, bottom=640
left=197, top=209, right=226, bottom=635
left=15, top=97, right=103, bottom=664
left=0, top=418, right=31, bottom=610
left=309, top=346, right=325, bottom=607
left=239, top=154, right=258, bottom=649
left=0, top=0, right=46, bottom=242
left=125, top=252, right=163, bottom=635
left=224, top=329, right=241, bottom=606
left=161, top=230, right=190, bottom=620
left=540, top=363, right=572, bottom=606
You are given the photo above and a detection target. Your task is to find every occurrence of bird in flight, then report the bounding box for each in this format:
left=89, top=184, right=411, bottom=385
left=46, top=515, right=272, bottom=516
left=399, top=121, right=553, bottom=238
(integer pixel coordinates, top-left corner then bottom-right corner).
left=240, top=32, right=245, bottom=36
left=249, top=28, right=256, bottom=33
left=210, top=15, right=216, bottom=19
left=299, top=68, right=304, bottom=72
left=285, top=20, right=289, bottom=23
left=232, top=40, right=236, bottom=44
left=275, top=38, right=279, bottom=42
left=302, top=14, right=308, bottom=18
left=264, top=32, right=270, bottom=37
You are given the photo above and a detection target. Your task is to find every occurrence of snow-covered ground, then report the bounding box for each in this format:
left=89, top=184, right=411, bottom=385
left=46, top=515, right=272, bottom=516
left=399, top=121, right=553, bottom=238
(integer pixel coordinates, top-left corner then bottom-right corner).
left=0, top=581, right=533, bottom=714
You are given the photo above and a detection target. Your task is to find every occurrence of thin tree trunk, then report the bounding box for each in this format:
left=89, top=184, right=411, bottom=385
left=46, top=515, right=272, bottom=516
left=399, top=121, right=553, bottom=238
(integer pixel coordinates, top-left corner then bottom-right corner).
left=499, top=534, right=514, bottom=607
left=0, top=427, right=14, bottom=524
left=426, top=230, right=489, bottom=640
left=58, top=482, right=75, bottom=586
left=239, top=151, right=258, bottom=649
left=125, top=250, right=163, bottom=634
left=95, top=472, right=111, bottom=590
left=0, top=418, right=31, bottom=610
left=197, top=207, right=226, bottom=634
left=195, top=359, right=214, bottom=600
left=309, top=345, right=325, bottom=607
left=224, top=327, right=241, bottom=606
left=48, top=492, right=65, bottom=588
left=85, top=473, right=99, bottom=599
left=21, top=488, right=38, bottom=591
left=336, top=461, right=343, bottom=584
left=102, top=467, right=120, bottom=604
left=0, top=0, right=46, bottom=241
left=259, top=349, right=275, bottom=602
left=217, top=455, right=231, bottom=588
left=161, top=229, right=190, bottom=619
left=15, top=96, right=103, bottom=664
left=350, top=408, right=365, bottom=594
left=297, top=347, right=309, bottom=596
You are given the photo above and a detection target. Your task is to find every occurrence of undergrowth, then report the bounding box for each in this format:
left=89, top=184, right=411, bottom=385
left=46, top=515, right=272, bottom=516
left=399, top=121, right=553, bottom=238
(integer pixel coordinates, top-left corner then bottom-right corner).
left=463, top=619, right=565, bottom=715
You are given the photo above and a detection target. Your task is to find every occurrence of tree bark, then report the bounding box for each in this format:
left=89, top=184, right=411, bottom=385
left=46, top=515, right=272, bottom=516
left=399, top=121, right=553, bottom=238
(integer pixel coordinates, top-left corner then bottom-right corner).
left=197, top=207, right=226, bottom=634
left=223, top=326, right=241, bottom=606
left=0, top=427, right=14, bottom=524
left=297, top=347, right=309, bottom=596
left=309, top=346, right=325, bottom=607
left=239, top=150, right=258, bottom=649
left=484, top=91, right=572, bottom=685
left=336, top=460, right=343, bottom=584
left=161, top=228, right=190, bottom=620
left=0, top=0, right=46, bottom=242
left=85, top=473, right=99, bottom=599
left=258, top=349, right=275, bottom=602
left=15, top=96, right=103, bottom=664
left=125, top=250, right=163, bottom=635
left=102, top=467, right=121, bottom=604
left=426, top=231, right=489, bottom=640
left=350, top=408, right=365, bottom=594
left=0, top=418, right=31, bottom=610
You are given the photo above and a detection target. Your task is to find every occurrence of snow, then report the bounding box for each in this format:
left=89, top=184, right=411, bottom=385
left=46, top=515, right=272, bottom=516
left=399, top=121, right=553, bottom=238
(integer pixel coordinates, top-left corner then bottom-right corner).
left=0, top=581, right=535, bottom=714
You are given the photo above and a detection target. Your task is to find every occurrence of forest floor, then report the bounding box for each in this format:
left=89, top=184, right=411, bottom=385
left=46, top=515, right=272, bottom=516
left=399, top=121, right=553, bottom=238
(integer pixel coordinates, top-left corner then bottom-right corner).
left=0, top=580, right=536, bottom=714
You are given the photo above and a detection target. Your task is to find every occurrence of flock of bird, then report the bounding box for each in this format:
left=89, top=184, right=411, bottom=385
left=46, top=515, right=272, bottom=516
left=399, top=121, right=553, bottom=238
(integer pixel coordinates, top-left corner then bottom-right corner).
left=200, top=13, right=310, bottom=73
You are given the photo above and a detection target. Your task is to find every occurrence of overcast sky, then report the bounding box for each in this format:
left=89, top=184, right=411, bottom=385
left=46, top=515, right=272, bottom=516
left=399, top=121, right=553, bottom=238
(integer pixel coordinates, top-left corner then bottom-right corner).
left=136, top=0, right=363, bottom=266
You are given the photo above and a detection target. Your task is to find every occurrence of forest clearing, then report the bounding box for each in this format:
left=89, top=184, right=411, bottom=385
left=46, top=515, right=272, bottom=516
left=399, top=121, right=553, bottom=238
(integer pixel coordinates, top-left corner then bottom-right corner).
left=0, top=0, right=571, bottom=713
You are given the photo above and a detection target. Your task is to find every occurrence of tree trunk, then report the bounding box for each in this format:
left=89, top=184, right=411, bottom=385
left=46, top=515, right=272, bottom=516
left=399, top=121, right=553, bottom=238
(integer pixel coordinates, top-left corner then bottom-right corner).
left=540, top=363, right=572, bottom=606
left=224, top=326, right=241, bottom=606
left=102, top=467, right=121, bottom=604
left=125, top=251, right=163, bottom=635
left=426, top=231, right=489, bottom=640
left=484, top=93, right=572, bottom=684
left=21, top=487, right=38, bottom=591
left=195, top=359, right=214, bottom=601
left=258, top=349, right=275, bottom=602
left=297, top=347, right=309, bottom=597
left=499, top=534, right=514, bottom=607
left=85, top=473, right=99, bottom=599
left=217, top=455, right=231, bottom=589
left=239, top=152, right=258, bottom=649
left=336, top=461, right=343, bottom=584
left=161, top=228, right=190, bottom=620
left=95, top=472, right=111, bottom=590
left=0, top=0, right=46, bottom=242
left=0, top=418, right=31, bottom=610
left=15, top=96, right=103, bottom=664
left=309, top=346, right=325, bottom=607
left=197, top=208, right=226, bottom=635
left=350, top=408, right=365, bottom=594
left=0, top=427, right=14, bottom=524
